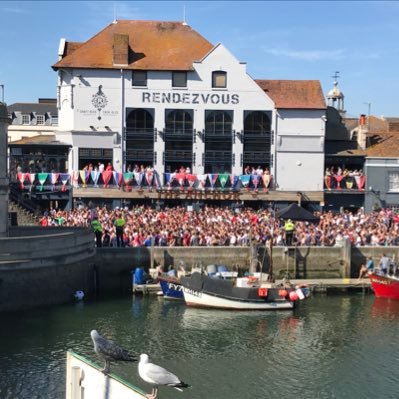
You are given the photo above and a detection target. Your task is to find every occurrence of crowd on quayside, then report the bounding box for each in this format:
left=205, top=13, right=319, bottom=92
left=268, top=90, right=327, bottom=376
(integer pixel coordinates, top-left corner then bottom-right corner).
left=39, top=206, right=399, bottom=248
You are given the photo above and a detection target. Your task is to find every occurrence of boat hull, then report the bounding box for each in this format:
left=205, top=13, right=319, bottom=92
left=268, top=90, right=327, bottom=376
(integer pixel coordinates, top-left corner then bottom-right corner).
left=370, top=273, right=399, bottom=300
left=159, top=278, right=184, bottom=300
left=183, top=289, right=294, bottom=310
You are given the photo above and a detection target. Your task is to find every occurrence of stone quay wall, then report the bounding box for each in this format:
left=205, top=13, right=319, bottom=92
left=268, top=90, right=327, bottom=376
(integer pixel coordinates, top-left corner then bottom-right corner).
left=0, top=227, right=95, bottom=312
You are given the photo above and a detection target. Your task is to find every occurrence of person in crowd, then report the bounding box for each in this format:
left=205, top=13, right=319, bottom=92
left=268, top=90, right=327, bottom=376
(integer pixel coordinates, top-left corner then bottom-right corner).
left=91, top=216, right=103, bottom=247
left=284, top=219, right=295, bottom=246
left=114, top=211, right=125, bottom=247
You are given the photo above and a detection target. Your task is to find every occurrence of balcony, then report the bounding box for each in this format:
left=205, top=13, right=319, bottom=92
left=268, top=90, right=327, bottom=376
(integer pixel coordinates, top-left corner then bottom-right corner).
left=205, top=151, right=232, bottom=163
left=164, top=150, right=192, bottom=163
left=243, top=130, right=271, bottom=141
left=164, top=128, right=193, bottom=140
left=204, top=130, right=233, bottom=140
left=125, top=149, right=154, bottom=162
left=125, top=128, right=156, bottom=140
left=243, top=151, right=270, bottom=164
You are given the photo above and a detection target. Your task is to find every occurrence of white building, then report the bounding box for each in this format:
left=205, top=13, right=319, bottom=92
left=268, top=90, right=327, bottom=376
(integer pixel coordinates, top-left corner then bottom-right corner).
left=53, top=20, right=326, bottom=196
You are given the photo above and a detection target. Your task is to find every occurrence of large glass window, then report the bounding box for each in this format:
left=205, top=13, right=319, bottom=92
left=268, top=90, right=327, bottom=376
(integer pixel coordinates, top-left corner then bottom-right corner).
left=389, top=172, right=399, bottom=192
left=172, top=72, right=187, bottom=88
left=165, top=110, right=193, bottom=133
left=36, top=115, right=45, bottom=125
left=212, top=71, right=227, bottom=88
left=205, top=110, right=232, bottom=133
left=132, top=71, right=147, bottom=87
left=22, top=114, right=30, bottom=125
left=244, top=111, right=271, bottom=132
left=126, top=109, right=154, bottom=130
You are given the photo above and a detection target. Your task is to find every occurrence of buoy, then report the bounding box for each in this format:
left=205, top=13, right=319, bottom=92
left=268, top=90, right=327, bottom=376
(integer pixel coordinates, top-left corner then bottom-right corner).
left=278, top=289, right=288, bottom=297
left=258, top=287, right=268, bottom=297
left=74, top=290, right=85, bottom=300
left=289, top=291, right=299, bottom=301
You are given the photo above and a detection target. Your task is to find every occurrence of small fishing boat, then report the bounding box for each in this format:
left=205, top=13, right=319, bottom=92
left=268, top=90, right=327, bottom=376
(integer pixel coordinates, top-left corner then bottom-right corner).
left=369, top=272, right=399, bottom=300
left=159, top=276, right=184, bottom=300
left=180, top=272, right=308, bottom=310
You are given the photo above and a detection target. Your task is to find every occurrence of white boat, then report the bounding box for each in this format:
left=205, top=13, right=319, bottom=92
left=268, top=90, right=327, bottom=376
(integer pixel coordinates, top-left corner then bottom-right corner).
left=180, top=272, right=307, bottom=311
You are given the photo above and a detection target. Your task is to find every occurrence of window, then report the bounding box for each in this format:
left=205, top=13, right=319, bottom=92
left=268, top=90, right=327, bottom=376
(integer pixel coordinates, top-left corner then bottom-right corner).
left=132, top=71, right=147, bottom=87
left=22, top=114, right=30, bottom=125
left=212, top=71, right=227, bottom=88
left=36, top=115, right=45, bottom=125
left=172, top=72, right=187, bottom=88
left=389, top=172, right=399, bottom=192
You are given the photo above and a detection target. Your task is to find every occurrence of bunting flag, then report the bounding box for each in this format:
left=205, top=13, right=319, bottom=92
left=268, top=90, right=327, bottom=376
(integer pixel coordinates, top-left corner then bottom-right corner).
left=102, top=170, right=113, bottom=188
left=17, top=172, right=27, bottom=189
left=208, top=174, right=219, bottom=189
left=187, top=174, right=197, bottom=190
left=239, top=175, right=251, bottom=190
left=37, top=173, right=49, bottom=191
left=71, top=171, right=80, bottom=188
left=262, top=173, right=271, bottom=191
left=27, top=173, right=36, bottom=191
left=230, top=174, right=239, bottom=189
left=79, top=170, right=90, bottom=187
left=219, top=173, right=229, bottom=188
left=60, top=173, right=70, bottom=191
left=113, top=171, right=123, bottom=187
left=145, top=170, right=154, bottom=190
left=252, top=174, right=260, bottom=191
left=134, top=172, right=143, bottom=187
left=175, top=173, right=186, bottom=190
left=197, top=174, right=208, bottom=190
left=358, top=175, right=365, bottom=191
left=123, top=172, right=134, bottom=186
left=164, top=173, right=172, bottom=189
left=91, top=170, right=101, bottom=187
left=51, top=173, right=59, bottom=191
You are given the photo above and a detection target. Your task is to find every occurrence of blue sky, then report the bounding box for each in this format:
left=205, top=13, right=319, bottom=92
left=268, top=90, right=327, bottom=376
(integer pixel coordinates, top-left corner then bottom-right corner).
left=0, top=1, right=398, bottom=117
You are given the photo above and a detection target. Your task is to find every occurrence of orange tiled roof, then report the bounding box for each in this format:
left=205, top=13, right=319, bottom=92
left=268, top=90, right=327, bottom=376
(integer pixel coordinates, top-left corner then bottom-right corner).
left=255, top=80, right=326, bottom=109
left=53, top=20, right=214, bottom=71
left=367, top=131, right=399, bottom=157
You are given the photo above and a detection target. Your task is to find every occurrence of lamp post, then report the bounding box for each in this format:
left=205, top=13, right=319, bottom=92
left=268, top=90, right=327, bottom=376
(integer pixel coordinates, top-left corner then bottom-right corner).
left=363, top=102, right=371, bottom=130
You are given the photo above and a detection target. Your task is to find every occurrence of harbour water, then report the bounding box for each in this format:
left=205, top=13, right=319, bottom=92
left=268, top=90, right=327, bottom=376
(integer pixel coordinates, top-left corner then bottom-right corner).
left=1, top=293, right=399, bottom=399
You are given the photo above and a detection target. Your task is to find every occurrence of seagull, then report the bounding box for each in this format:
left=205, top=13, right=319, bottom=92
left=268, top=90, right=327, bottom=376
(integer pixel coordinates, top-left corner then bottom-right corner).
left=138, top=353, right=190, bottom=399
left=90, top=330, right=136, bottom=374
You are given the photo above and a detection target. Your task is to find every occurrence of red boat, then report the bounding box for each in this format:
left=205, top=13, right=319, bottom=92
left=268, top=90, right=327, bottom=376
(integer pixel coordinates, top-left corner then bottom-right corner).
left=369, top=272, right=399, bottom=300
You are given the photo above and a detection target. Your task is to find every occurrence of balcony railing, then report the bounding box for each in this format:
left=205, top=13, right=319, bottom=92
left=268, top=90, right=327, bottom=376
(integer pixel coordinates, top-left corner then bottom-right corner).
left=243, top=151, right=270, bottom=164
left=205, top=151, right=232, bottom=163
left=204, top=130, right=233, bottom=139
left=243, top=130, right=271, bottom=140
left=125, top=128, right=156, bottom=140
left=125, top=149, right=154, bottom=161
left=164, top=128, right=193, bottom=139
left=164, top=150, right=192, bottom=162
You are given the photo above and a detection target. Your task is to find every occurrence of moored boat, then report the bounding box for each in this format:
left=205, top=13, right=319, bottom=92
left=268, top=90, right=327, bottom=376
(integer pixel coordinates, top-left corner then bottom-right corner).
left=369, top=272, right=399, bottom=300
left=159, top=276, right=184, bottom=300
left=180, top=272, right=308, bottom=310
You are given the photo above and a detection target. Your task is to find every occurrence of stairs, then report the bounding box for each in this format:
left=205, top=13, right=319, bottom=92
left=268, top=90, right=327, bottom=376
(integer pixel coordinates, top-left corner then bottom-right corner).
left=8, top=200, right=39, bottom=226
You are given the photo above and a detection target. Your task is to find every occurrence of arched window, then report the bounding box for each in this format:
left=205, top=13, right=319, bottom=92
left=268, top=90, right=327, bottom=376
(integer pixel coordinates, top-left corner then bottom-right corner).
left=126, top=109, right=154, bottom=130
left=212, top=71, right=227, bottom=88
left=165, top=110, right=193, bottom=133
left=205, top=111, right=232, bottom=134
left=244, top=111, right=271, bottom=133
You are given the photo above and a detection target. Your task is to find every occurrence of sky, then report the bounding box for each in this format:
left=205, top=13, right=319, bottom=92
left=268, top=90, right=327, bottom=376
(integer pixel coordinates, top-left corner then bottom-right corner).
left=0, top=0, right=398, bottom=118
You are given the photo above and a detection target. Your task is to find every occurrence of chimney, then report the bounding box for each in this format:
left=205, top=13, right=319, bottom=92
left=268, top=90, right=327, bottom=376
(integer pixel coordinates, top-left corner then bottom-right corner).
left=357, top=114, right=368, bottom=150
left=113, top=34, right=129, bottom=66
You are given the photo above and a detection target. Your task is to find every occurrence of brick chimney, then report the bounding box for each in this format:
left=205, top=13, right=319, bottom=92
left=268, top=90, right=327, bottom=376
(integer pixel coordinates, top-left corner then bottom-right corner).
left=357, top=114, right=368, bottom=149
left=113, top=34, right=129, bottom=66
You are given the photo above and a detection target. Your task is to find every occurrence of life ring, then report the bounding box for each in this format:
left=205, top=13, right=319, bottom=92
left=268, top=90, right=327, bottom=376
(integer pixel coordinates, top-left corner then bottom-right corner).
left=258, top=287, right=268, bottom=297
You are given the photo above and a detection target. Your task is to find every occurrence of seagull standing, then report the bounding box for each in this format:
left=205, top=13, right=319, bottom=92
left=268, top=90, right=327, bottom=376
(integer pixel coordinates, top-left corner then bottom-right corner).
left=90, top=330, right=136, bottom=374
left=138, top=353, right=190, bottom=399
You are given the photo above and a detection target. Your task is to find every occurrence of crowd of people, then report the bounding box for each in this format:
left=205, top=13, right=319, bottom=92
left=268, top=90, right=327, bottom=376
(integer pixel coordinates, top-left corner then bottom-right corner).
left=39, top=205, right=399, bottom=249
left=324, top=166, right=365, bottom=190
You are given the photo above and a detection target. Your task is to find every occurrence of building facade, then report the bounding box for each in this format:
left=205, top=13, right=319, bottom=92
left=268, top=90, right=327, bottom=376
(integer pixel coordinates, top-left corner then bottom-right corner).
left=52, top=20, right=326, bottom=204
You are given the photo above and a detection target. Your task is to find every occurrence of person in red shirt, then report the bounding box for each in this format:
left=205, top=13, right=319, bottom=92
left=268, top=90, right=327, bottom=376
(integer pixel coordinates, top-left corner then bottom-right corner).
left=105, top=162, right=113, bottom=172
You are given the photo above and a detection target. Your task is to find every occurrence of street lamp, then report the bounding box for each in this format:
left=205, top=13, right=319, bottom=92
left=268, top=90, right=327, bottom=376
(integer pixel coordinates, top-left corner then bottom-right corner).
left=363, top=102, right=371, bottom=130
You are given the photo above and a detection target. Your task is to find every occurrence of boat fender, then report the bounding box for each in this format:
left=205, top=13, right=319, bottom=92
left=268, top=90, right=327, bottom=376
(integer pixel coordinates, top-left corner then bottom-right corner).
left=289, top=291, right=299, bottom=301
left=296, top=288, right=305, bottom=300
left=258, top=287, right=268, bottom=297
left=278, top=289, right=288, bottom=298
